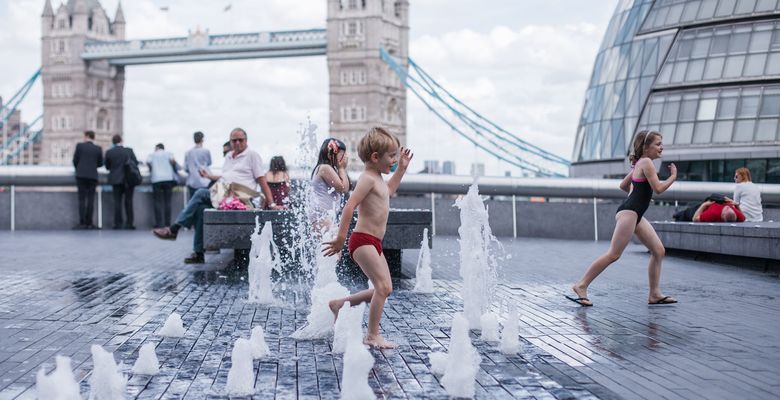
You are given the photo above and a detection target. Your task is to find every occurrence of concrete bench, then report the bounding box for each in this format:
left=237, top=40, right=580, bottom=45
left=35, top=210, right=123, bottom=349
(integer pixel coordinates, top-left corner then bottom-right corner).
left=652, top=220, right=780, bottom=261
left=203, top=209, right=432, bottom=277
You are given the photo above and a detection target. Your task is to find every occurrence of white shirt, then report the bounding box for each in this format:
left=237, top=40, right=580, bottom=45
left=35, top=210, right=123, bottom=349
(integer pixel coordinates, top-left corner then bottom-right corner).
left=222, top=149, right=266, bottom=190
left=146, top=149, right=177, bottom=183
left=734, top=182, right=763, bottom=222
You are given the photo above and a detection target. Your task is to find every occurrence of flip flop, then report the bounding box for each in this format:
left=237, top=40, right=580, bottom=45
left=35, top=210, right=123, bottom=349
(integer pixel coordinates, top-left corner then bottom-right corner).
left=565, top=295, right=593, bottom=307
left=649, top=296, right=678, bottom=305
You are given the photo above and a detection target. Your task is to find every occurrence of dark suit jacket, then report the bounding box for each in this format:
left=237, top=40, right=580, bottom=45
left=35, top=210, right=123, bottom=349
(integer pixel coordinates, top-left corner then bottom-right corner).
left=72, top=141, right=103, bottom=181
left=104, top=145, right=138, bottom=185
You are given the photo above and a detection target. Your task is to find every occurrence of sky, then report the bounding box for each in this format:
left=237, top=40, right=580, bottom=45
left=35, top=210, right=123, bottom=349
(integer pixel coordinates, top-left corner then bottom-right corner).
left=0, top=0, right=616, bottom=176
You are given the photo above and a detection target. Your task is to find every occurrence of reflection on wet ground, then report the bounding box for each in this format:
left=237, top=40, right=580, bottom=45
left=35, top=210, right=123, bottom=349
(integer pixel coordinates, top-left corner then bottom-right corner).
left=0, top=231, right=778, bottom=399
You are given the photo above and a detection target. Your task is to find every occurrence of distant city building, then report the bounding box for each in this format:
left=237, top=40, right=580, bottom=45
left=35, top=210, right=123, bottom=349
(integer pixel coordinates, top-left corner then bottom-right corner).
left=572, top=0, right=780, bottom=183
left=327, top=0, right=409, bottom=171
left=470, top=162, right=485, bottom=177
left=40, top=0, right=126, bottom=165
left=504, top=170, right=511, bottom=177
left=442, top=160, right=455, bottom=175
left=423, top=160, right=441, bottom=174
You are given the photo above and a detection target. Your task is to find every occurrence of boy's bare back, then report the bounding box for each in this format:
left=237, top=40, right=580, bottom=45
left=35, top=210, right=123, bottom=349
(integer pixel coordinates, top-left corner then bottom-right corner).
left=353, top=172, right=390, bottom=240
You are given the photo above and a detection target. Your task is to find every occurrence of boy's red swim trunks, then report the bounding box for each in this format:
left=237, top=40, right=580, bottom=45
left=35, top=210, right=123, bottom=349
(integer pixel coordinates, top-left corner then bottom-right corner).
left=348, top=231, right=383, bottom=261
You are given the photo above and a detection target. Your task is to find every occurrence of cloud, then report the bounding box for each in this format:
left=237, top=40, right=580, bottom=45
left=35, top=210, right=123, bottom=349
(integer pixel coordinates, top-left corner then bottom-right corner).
left=0, top=0, right=609, bottom=176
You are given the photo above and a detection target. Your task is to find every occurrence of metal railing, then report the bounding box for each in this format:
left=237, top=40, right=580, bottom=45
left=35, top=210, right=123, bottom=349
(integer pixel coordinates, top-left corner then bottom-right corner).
left=2, top=165, right=780, bottom=202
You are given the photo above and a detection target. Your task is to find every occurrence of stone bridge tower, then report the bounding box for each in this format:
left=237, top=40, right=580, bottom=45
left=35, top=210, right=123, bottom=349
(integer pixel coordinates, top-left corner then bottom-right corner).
left=40, top=0, right=125, bottom=165
left=327, top=0, right=409, bottom=168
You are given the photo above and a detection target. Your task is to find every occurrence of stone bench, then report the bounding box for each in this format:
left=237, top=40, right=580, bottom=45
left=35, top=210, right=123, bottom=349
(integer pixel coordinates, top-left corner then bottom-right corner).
left=652, top=220, right=780, bottom=261
left=203, top=209, right=432, bottom=277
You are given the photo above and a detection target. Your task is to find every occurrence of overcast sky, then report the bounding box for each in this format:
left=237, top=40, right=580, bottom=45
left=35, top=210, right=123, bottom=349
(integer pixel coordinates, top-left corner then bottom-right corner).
left=0, top=0, right=615, bottom=176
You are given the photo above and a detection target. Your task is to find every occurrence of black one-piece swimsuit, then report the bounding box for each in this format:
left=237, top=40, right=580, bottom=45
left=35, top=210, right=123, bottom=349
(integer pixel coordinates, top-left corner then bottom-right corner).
left=616, top=176, right=653, bottom=225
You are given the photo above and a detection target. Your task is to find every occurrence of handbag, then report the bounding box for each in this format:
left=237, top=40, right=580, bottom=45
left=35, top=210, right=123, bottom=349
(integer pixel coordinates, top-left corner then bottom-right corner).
left=123, top=157, right=142, bottom=186
left=209, top=180, right=263, bottom=209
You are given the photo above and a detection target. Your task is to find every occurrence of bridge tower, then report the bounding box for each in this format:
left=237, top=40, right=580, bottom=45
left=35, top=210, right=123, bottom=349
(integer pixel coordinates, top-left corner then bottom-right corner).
left=327, top=0, right=409, bottom=168
left=40, top=0, right=125, bottom=165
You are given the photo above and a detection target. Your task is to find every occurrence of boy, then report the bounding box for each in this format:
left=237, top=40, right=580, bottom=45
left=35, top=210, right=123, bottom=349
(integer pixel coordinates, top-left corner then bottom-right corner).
left=323, top=127, right=413, bottom=349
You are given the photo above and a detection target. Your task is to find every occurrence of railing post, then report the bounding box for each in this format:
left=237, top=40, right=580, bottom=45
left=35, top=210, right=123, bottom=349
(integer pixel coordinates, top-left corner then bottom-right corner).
left=593, top=197, right=598, bottom=242
left=512, top=195, right=517, bottom=239
left=10, top=185, right=15, bottom=231
left=430, top=192, right=436, bottom=236
left=97, top=186, right=103, bottom=229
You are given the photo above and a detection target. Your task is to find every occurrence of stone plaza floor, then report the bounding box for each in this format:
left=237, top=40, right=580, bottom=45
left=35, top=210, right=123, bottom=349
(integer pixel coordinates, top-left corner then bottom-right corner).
left=0, top=230, right=779, bottom=399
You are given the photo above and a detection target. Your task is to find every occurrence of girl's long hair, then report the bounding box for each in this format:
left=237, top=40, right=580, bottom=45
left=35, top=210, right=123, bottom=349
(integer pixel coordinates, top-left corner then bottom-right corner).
left=629, top=130, right=662, bottom=165
left=269, top=156, right=287, bottom=172
left=311, top=138, right=347, bottom=179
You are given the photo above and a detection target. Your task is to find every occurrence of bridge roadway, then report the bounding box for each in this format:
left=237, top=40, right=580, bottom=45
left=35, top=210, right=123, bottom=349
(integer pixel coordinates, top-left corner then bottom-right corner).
left=0, top=230, right=778, bottom=399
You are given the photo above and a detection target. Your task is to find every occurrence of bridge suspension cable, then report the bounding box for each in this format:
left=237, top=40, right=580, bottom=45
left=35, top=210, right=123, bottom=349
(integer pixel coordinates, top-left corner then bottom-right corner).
left=380, top=49, right=569, bottom=177
left=1, top=114, right=42, bottom=165
left=0, top=69, right=41, bottom=130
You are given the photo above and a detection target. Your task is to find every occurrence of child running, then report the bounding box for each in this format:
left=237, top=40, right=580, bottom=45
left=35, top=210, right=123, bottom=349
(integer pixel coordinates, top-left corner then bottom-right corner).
left=323, top=127, right=413, bottom=349
left=569, top=130, right=678, bottom=307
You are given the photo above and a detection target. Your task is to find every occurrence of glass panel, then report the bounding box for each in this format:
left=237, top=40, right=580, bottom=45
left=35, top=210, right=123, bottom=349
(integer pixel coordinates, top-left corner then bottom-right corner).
left=692, top=38, right=711, bottom=59
left=734, top=0, right=757, bottom=14
left=772, top=30, right=780, bottom=51
left=756, top=118, right=778, bottom=140
left=681, top=1, right=700, bottom=22
left=739, top=95, right=760, bottom=117
left=693, top=121, right=714, bottom=143
left=733, top=119, right=756, bottom=141
left=680, top=99, right=699, bottom=120
left=713, top=120, right=735, bottom=142
left=649, top=101, right=664, bottom=123
left=726, top=159, right=747, bottom=178
left=686, top=59, right=706, bottom=81
left=665, top=3, right=685, bottom=24
left=767, top=159, right=780, bottom=183
left=710, top=34, right=730, bottom=55
left=765, top=52, right=780, bottom=74
left=703, top=56, right=725, bottom=79
left=671, top=61, right=688, bottom=83
left=710, top=159, right=726, bottom=182
left=663, top=100, right=681, bottom=122
left=760, top=93, right=780, bottom=116
left=718, top=97, right=739, bottom=118
left=698, top=0, right=718, bottom=18
left=749, top=30, right=772, bottom=53
left=716, top=0, right=738, bottom=17
left=728, top=32, right=751, bottom=54
left=677, top=39, right=694, bottom=59
left=698, top=98, right=718, bottom=120
left=723, top=55, right=746, bottom=77
left=755, top=0, right=777, bottom=12
left=675, top=122, right=695, bottom=144
left=657, top=64, right=673, bottom=84
left=744, top=53, right=767, bottom=76
left=746, top=159, right=768, bottom=183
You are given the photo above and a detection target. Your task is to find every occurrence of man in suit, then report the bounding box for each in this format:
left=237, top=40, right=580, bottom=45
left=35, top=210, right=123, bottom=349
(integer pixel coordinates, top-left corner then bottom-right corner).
left=104, top=134, right=139, bottom=230
left=72, top=130, right=103, bottom=229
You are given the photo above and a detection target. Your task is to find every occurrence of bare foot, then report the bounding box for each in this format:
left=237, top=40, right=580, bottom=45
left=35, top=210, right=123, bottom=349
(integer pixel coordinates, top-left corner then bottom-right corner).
left=329, top=299, right=345, bottom=322
left=363, top=335, right=398, bottom=349
left=571, top=284, right=593, bottom=306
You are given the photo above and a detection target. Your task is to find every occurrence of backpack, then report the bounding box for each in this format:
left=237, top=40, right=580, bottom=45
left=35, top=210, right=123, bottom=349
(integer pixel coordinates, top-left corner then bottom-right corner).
left=123, top=154, right=142, bottom=186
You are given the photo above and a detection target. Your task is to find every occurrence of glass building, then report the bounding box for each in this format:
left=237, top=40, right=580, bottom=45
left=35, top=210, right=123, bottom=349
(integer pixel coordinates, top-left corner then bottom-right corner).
left=571, top=0, right=780, bottom=183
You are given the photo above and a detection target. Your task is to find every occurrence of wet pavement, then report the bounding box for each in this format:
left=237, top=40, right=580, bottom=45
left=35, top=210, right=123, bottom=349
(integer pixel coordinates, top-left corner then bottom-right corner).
left=1, top=230, right=779, bottom=399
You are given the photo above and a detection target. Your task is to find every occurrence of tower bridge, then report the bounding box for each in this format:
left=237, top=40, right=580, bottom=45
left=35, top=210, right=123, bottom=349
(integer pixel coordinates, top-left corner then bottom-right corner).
left=35, top=0, right=409, bottom=166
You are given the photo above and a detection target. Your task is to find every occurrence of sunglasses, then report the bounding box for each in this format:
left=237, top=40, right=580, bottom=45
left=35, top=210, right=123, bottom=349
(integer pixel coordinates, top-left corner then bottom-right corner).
left=230, top=138, right=246, bottom=143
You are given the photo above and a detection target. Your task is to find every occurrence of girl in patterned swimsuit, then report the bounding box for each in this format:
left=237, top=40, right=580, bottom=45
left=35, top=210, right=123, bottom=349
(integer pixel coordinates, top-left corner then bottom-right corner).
left=568, top=131, right=679, bottom=306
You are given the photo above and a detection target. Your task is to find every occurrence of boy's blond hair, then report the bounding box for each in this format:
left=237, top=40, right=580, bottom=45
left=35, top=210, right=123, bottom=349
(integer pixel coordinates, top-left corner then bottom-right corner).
left=357, top=127, right=399, bottom=162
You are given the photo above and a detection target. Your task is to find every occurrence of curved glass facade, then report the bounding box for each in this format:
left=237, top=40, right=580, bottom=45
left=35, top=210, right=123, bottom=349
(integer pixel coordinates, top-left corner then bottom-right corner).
left=572, top=0, right=780, bottom=182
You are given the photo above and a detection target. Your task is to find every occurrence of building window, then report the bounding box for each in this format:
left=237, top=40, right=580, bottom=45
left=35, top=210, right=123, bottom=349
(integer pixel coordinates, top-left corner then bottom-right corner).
left=394, top=1, right=401, bottom=17
left=348, top=22, right=357, bottom=36
left=57, top=19, right=66, bottom=29
left=97, top=109, right=108, bottom=130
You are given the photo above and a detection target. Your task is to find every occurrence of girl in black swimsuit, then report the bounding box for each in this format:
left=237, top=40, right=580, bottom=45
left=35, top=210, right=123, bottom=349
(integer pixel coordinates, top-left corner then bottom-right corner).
left=568, top=131, right=678, bottom=306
